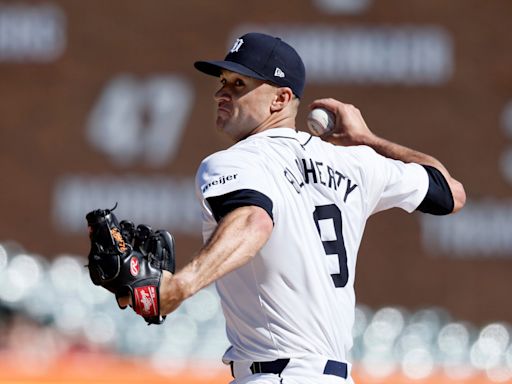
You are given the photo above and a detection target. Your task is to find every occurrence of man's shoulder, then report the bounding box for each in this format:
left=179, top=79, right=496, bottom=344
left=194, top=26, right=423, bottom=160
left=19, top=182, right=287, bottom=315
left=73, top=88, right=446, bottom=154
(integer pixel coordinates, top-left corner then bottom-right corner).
left=201, top=138, right=265, bottom=164
left=198, top=144, right=264, bottom=178
left=342, top=144, right=379, bottom=158
left=305, top=137, right=379, bottom=161
left=200, top=148, right=229, bottom=165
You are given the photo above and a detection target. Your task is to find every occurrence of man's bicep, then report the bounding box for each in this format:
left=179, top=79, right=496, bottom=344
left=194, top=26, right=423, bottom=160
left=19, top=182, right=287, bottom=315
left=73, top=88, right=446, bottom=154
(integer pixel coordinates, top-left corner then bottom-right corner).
left=203, top=204, right=273, bottom=275
left=174, top=205, right=273, bottom=301
left=362, top=151, right=429, bottom=215
left=197, top=149, right=274, bottom=222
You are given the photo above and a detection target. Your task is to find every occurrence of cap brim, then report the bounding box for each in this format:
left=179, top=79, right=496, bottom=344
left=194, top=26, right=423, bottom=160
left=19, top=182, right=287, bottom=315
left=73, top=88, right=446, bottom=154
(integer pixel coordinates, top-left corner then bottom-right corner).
left=194, top=60, right=267, bottom=81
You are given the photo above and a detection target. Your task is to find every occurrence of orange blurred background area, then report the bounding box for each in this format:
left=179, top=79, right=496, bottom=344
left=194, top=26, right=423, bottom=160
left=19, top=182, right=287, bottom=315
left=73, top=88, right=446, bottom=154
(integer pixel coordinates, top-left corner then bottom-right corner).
left=0, top=353, right=505, bottom=384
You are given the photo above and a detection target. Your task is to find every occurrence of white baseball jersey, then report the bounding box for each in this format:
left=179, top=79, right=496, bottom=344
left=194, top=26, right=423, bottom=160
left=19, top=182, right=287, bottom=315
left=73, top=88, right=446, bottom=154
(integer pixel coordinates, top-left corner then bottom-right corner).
left=195, top=128, right=428, bottom=364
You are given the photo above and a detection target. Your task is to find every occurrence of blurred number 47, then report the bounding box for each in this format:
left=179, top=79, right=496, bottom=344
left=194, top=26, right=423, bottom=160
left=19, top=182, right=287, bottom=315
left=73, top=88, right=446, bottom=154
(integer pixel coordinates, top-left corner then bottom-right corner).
left=86, top=74, right=194, bottom=167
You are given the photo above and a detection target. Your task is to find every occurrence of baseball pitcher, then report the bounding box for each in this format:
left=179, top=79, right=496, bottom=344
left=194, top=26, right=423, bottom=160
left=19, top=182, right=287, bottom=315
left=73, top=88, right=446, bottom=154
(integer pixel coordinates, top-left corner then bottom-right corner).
left=86, top=32, right=465, bottom=383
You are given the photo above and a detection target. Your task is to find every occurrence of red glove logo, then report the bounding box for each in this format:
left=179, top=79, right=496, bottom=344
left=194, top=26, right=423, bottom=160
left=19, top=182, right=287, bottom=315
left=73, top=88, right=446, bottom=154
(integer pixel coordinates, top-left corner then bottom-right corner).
left=130, top=256, right=139, bottom=276
left=134, top=286, right=158, bottom=317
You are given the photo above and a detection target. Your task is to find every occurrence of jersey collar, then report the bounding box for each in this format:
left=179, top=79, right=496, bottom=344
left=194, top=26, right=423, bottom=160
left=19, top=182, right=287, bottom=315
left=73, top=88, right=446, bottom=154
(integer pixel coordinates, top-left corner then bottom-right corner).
left=250, top=127, right=298, bottom=139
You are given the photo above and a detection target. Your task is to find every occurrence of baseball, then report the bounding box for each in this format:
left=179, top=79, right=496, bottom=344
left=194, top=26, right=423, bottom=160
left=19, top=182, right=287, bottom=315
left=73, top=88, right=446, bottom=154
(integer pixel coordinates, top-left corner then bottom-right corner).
left=307, top=108, right=335, bottom=136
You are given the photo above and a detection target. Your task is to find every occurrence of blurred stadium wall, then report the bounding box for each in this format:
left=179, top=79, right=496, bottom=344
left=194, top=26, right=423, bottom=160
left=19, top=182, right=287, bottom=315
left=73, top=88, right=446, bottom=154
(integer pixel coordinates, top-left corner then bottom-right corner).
left=0, top=0, right=511, bottom=382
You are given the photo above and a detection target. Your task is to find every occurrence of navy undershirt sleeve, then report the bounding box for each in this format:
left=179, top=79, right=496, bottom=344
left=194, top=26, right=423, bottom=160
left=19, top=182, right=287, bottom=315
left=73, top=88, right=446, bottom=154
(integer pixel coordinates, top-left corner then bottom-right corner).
left=206, top=189, right=274, bottom=223
left=416, top=165, right=454, bottom=215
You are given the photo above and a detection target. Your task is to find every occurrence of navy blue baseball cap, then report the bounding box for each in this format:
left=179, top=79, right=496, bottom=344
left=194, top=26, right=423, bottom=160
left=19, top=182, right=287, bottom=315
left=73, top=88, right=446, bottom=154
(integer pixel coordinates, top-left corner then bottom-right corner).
left=194, top=32, right=306, bottom=98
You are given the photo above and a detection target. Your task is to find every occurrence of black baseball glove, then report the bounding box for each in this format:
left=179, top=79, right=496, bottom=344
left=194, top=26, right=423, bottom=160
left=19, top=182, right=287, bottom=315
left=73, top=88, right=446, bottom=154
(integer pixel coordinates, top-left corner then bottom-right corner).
left=85, top=204, right=175, bottom=325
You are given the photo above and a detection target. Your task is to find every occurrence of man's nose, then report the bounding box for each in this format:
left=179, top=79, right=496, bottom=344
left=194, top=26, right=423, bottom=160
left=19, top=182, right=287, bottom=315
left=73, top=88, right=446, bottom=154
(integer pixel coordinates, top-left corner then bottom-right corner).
left=214, top=87, right=231, bottom=102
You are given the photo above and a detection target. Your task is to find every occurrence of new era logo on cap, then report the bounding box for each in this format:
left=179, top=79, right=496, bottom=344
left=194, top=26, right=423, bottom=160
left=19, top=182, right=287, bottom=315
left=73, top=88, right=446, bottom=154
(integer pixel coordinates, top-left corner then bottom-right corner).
left=274, top=67, right=285, bottom=78
left=194, top=32, right=306, bottom=98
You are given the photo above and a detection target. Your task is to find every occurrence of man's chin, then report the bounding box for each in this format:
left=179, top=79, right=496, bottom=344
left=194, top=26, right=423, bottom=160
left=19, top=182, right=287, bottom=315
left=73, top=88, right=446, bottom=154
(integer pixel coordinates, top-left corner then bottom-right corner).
left=215, top=118, right=226, bottom=132
left=216, top=116, right=233, bottom=131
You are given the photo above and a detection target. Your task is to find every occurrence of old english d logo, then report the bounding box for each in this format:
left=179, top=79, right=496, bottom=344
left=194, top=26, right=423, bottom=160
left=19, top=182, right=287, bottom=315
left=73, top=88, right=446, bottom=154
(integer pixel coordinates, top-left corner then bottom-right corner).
left=230, top=38, right=244, bottom=53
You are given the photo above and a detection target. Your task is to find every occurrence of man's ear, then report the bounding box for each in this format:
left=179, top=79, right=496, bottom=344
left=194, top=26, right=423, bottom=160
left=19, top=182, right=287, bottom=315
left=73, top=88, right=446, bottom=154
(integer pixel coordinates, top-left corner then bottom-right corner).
left=270, top=87, right=293, bottom=112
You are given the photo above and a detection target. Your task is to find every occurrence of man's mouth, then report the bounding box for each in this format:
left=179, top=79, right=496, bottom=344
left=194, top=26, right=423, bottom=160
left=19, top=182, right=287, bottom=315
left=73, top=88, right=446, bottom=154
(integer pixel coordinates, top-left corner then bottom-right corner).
left=217, top=103, right=231, bottom=116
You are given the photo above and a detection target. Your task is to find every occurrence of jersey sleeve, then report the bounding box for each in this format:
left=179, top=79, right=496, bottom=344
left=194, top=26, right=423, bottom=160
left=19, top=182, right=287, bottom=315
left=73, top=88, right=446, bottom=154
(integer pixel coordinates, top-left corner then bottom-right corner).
left=416, top=165, right=454, bottom=215
left=356, top=146, right=429, bottom=216
left=195, top=149, right=274, bottom=221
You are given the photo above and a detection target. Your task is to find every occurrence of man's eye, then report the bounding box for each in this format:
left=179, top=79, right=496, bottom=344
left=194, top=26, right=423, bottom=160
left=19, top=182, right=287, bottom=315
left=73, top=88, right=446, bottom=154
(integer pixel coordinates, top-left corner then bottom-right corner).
left=235, top=79, right=244, bottom=86
left=220, top=78, right=227, bottom=85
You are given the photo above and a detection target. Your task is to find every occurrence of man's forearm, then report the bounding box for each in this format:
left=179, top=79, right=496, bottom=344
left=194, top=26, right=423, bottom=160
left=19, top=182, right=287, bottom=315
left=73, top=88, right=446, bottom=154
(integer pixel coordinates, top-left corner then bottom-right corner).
left=309, top=98, right=466, bottom=212
left=364, top=134, right=450, bottom=177
left=363, top=134, right=466, bottom=212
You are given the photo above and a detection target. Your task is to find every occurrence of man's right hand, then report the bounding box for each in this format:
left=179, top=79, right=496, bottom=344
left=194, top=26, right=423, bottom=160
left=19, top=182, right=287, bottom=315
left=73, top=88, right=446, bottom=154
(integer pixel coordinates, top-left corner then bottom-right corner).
left=309, top=98, right=377, bottom=147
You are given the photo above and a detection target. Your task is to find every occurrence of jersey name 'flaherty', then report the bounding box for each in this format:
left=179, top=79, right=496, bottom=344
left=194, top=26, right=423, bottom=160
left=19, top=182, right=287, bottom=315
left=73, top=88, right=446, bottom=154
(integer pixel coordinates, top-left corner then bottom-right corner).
left=195, top=128, right=428, bottom=364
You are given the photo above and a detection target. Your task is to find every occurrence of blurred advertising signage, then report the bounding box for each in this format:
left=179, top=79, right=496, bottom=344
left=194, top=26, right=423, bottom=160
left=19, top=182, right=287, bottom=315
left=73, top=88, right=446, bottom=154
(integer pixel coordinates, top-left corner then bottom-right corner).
left=232, top=25, right=453, bottom=85
left=313, top=0, right=373, bottom=14
left=421, top=101, right=512, bottom=258
left=421, top=200, right=512, bottom=257
left=53, top=175, right=201, bottom=234
left=52, top=75, right=201, bottom=236
left=0, top=3, right=66, bottom=62
left=51, top=24, right=455, bottom=237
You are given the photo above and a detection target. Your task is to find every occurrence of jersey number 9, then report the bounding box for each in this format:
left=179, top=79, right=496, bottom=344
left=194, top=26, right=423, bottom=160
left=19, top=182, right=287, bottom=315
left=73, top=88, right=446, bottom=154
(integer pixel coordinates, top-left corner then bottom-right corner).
left=313, top=204, right=349, bottom=288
